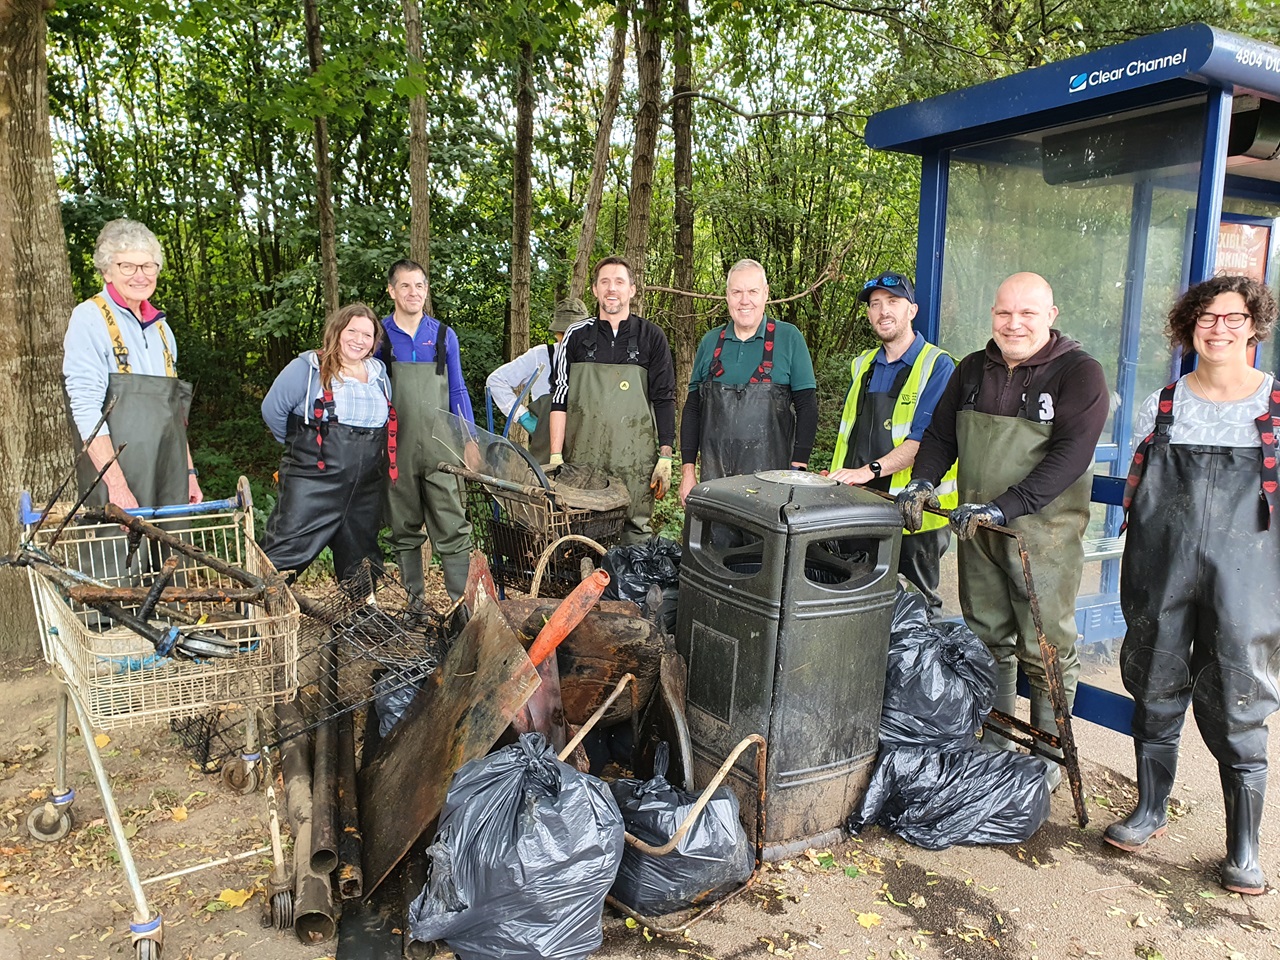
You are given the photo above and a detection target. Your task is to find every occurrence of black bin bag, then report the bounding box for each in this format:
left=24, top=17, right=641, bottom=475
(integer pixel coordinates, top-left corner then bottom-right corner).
left=407, top=733, right=624, bottom=960
left=880, top=586, right=998, bottom=747
left=601, top=538, right=681, bottom=632
left=609, top=743, right=753, bottom=916
left=846, top=746, right=1051, bottom=850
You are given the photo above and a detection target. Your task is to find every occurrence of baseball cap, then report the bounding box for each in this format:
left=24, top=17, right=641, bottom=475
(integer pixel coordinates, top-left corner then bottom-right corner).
left=551, top=297, right=590, bottom=333
left=857, top=271, right=915, bottom=305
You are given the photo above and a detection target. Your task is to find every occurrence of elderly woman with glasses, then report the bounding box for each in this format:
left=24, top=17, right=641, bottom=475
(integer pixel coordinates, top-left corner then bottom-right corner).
left=62, top=218, right=201, bottom=509
left=1105, top=275, right=1280, bottom=896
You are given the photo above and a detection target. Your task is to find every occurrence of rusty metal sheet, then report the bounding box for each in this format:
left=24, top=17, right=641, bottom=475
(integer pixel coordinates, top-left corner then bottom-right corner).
left=358, top=588, right=539, bottom=896
left=501, top=600, right=666, bottom=726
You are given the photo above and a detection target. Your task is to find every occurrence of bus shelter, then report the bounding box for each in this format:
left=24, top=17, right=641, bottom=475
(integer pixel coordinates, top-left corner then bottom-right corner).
left=865, top=23, right=1280, bottom=731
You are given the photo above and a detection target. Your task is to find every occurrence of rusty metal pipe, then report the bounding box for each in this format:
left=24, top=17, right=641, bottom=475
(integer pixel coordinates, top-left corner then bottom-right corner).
left=334, top=713, right=363, bottom=900
left=277, top=701, right=335, bottom=944
left=310, top=716, right=338, bottom=876
left=136, top=556, right=181, bottom=621
left=558, top=674, right=635, bottom=762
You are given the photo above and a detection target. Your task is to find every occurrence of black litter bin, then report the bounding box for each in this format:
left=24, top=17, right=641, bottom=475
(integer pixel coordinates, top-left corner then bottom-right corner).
left=675, top=470, right=900, bottom=857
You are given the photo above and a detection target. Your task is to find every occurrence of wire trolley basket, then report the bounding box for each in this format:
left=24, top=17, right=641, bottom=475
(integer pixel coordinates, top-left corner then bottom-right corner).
left=23, top=490, right=299, bottom=731
left=440, top=462, right=630, bottom=597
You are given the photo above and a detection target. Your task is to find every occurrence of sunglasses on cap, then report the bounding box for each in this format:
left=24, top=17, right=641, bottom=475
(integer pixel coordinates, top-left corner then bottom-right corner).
left=864, top=275, right=905, bottom=289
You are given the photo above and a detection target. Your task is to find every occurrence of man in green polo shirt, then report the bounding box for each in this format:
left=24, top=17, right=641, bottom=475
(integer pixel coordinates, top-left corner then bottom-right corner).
left=679, top=259, right=818, bottom=503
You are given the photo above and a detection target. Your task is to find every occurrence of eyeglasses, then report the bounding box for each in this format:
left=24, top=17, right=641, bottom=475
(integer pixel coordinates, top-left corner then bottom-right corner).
left=114, top=261, right=160, bottom=278
left=864, top=275, right=903, bottom=289
left=1195, top=312, right=1251, bottom=329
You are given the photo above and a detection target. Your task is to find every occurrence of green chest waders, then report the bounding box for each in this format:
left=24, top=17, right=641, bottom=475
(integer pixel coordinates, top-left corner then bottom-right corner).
left=955, top=409, right=1092, bottom=707
left=565, top=359, right=659, bottom=545
left=526, top=392, right=554, bottom=465
left=385, top=337, right=473, bottom=600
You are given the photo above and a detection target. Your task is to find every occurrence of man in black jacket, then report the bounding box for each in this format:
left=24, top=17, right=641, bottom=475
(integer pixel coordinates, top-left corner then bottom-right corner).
left=899, top=272, right=1108, bottom=785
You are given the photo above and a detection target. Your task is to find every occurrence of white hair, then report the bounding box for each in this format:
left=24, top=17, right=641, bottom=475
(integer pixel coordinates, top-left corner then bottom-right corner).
left=726, top=258, right=767, bottom=288
left=94, top=219, right=164, bottom=275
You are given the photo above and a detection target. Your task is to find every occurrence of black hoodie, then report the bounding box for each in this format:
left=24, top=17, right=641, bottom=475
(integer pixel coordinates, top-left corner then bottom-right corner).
left=913, top=329, right=1109, bottom=523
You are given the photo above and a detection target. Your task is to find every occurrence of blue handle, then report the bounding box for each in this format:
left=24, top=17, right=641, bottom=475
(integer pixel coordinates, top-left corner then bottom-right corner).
left=19, top=491, right=245, bottom=527
left=485, top=388, right=495, bottom=435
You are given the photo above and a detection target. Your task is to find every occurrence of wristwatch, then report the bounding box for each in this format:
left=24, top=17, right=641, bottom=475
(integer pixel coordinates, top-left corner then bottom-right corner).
left=868, top=461, right=883, bottom=478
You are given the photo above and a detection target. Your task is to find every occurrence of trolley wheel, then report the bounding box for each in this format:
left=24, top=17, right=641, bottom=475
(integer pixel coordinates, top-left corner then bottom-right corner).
left=271, top=890, right=294, bottom=930
left=221, top=758, right=260, bottom=795
left=135, top=936, right=161, bottom=960
left=26, top=802, right=73, bottom=843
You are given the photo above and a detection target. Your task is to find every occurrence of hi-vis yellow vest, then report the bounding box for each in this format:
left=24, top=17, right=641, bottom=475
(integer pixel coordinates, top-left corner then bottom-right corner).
left=831, top=343, right=958, bottom=534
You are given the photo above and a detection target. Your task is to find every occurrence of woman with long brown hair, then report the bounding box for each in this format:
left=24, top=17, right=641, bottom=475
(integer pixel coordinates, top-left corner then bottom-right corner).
left=261, top=303, right=393, bottom=581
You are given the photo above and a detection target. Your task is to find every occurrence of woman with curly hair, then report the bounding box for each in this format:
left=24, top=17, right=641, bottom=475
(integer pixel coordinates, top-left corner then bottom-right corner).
left=1104, top=275, right=1280, bottom=895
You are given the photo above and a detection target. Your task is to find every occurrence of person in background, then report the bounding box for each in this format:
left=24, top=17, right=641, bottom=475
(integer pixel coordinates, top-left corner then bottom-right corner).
left=1104, top=275, right=1279, bottom=897
left=828, top=271, right=956, bottom=615
left=380, top=259, right=474, bottom=603
left=679, top=259, right=817, bottom=503
left=63, top=218, right=202, bottom=509
left=486, top=297, right=590, bottom=464
left=548, top=256, right=677, bottom=543
left=260, top=303, right=391, bottom=582
left=899, top=272, right=1108, bottom=788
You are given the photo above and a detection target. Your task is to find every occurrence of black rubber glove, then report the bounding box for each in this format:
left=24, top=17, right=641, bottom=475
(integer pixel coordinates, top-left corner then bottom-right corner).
left=949, top=502, right=1006, bottom=540
left=895, top=479, right=940, bottom=533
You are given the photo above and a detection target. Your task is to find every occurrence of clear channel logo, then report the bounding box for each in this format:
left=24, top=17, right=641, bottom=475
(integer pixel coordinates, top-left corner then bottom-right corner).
left=1068, top=47, right=1187, bottom=93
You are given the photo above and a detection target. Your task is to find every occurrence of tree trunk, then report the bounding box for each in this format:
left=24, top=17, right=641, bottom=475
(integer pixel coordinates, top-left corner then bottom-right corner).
left=569, top=3, right=628, bottom=301
left=0, top=1, right=77, bottom=659
left=670, top=0, right=696, bottom=414
left=304, top=0, right=339, bottom=316
left=624, top=0, right=663, bottom=297
left=402, top=0, right=434, bottom=316
left=509, top=39, right=534, bottom=361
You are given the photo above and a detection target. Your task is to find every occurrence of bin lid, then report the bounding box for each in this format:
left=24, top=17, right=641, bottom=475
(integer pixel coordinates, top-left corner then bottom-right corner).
left=754, top=470, right=838, bottom=487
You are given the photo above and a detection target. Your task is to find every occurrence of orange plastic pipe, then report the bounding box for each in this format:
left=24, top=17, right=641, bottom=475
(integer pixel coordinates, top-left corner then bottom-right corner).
left=526, top=569, right=610, bottom=667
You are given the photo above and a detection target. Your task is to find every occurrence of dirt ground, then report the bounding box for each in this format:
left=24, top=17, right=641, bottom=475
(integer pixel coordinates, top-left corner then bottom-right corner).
left=4, top=591, right=1280, bottom=960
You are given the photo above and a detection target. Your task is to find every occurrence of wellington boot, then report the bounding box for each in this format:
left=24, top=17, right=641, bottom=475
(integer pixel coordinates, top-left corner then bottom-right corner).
left=980, top=656, right=1019, bottom=752
left=440, top=552, right=470, bottom=604
left=1220, top=769, right=1268, bottom=895
left=1103, top=742, right=1179, bottom=852
left=1030, top=691, right=1073, bottom=794
left=397, top=549, right=426, bottom=607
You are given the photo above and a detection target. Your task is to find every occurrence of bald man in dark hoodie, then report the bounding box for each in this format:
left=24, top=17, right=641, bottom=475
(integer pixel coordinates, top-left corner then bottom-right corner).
left=898, top=272, right=1108, bottom=789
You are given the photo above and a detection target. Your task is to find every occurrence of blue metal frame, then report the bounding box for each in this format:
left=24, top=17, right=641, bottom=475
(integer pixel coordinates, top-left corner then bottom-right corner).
left=914, top=153, right=949, bottom=345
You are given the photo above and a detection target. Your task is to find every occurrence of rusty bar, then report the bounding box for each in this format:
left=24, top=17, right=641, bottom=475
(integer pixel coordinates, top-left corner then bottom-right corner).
left=868, top=489, right=1090, bottom=828
left=64, top=585, right=266, bottom=605
left=623, top=734, right=766, bottom=858
left=605, top=734, right=769, bottom=937
left=558, top=674, right=635, bottom=761
left=334, top=712, right=363, bottom=900
left=438, top=462, right=550, bottom=499
left=29, top=399, right=117, bottom=543
left=45, top=443, right=128, bottom=548
left=136, top=556, right=181, bottom=621
left=89, top=504, right=273, bottom=591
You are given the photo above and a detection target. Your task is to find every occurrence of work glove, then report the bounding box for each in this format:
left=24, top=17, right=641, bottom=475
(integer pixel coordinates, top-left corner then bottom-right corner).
left=548, top=452, right=564, bottom=467
left=650, top=456, right=672, bottom=500
left=518, top=411, right=538, bottom=434
left=949, top=502, right=1006, bottom=540
left=895, top=479, right=939, bottom=533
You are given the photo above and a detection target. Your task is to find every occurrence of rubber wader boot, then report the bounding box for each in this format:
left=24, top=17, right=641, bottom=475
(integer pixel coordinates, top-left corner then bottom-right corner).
left=1220, top=769, right=1268, bottom=895
left=979, top=657, right=1019, bottom=752
left=1030, top=694, right=1070, bottom=793
left=398, top=549, right=426, bottom=608
left=440, top=553, right=470, bottom=604
left=1103, top=742, right=1179, bottom=852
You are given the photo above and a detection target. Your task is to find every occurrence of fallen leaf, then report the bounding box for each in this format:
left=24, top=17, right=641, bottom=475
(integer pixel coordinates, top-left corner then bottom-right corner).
left=94, top=734, right=110, bottom=749
left=908, top=892, right=927, bottom=909
left=856, top=912, right=882, bottom=929
left=844, top=866, right=860, bottom=879
left=217, top=888, right=252, bottom=908
left=170, top=806, right=188, bottom=822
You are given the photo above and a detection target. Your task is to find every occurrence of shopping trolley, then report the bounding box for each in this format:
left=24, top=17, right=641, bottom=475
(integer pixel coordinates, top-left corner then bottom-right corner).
left=14, top=478, right=299, bottom=960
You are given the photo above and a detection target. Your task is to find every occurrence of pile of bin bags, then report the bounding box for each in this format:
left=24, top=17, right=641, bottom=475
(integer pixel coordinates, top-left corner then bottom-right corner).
left=845, top=586, right=1051, bottom=850
left=409, top=733, right=752, bottom=960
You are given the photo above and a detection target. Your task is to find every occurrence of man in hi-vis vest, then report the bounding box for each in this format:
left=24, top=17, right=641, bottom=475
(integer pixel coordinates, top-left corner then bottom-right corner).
left=828, top=271, right=956, bottom=614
